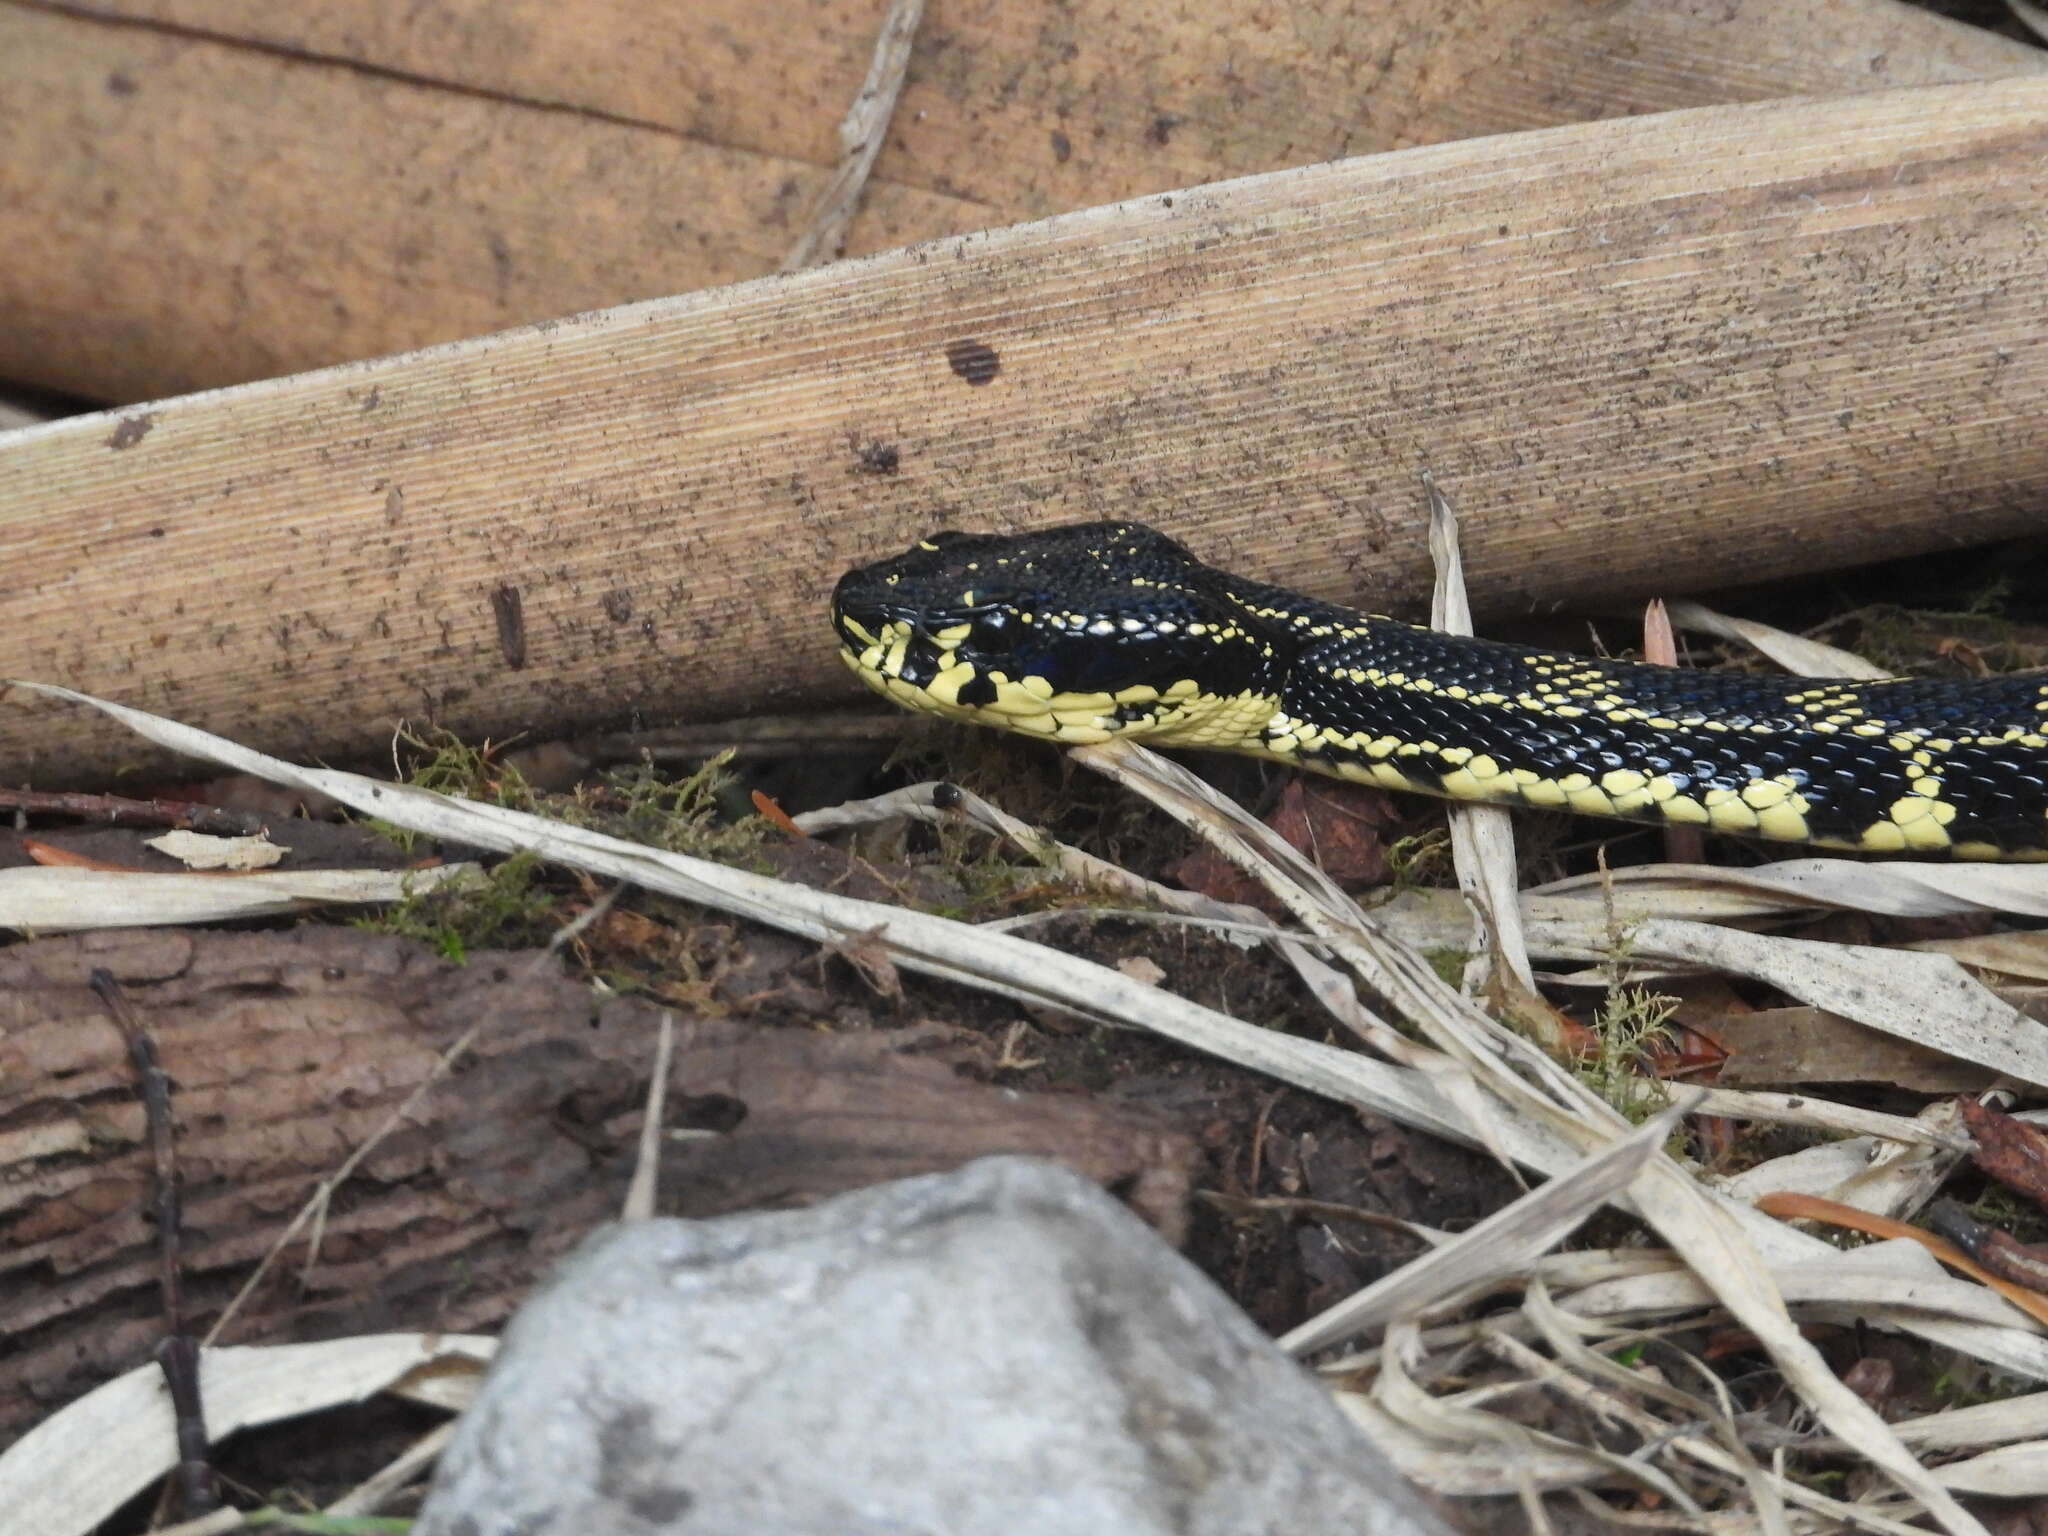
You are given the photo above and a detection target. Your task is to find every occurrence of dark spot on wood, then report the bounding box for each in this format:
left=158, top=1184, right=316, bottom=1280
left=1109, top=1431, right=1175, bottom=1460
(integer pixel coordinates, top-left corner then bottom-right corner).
left=945, top=339, right=1000, bottom=386
left=487, top=231, right=514, bottom=294
left=603, top=589, right=634, bottom=623
left=105, top=71, right=138, bottom=96
left=105, top=413, right=154, bottom=450
left=148, top=528, right=164, bottom=538
left=1498, top=224, right=1509, bottom=237
left=1148, top=114, right=1179, bottom=145
left=1049, top=129, right=1071, bottom=163
left=491, top=583, right=528, bottom=670
left=854, top=439, right=900, bottom=475
left=361, top=384, right=381, bottom=413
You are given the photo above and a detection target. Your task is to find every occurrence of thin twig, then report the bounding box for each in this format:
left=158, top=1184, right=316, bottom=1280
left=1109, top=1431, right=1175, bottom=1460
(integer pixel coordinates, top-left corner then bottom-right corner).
left=0, top=786, right=267, bottom=836
left=621, top=1011, right=677, bottom=1221
left=779, top=0, right=924, bottom=270
left=92, top=967, right=219, bottom=1519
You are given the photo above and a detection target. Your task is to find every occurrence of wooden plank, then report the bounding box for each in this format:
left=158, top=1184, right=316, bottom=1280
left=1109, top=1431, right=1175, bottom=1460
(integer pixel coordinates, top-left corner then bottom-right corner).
left=0, top=4, right=981, bottom=401
left=2, top=80, right=2044, bottom=783
left=2, top=0, right=2040, bottom=401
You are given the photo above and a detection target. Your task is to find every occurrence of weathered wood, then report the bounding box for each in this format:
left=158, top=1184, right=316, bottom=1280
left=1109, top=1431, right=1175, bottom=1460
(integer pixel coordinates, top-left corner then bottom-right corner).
left=2, top=81, right=2044, bottom=783
left=0, top=928, right=1198, bottom=1442
left=1, top=0, right=2039, bottom=400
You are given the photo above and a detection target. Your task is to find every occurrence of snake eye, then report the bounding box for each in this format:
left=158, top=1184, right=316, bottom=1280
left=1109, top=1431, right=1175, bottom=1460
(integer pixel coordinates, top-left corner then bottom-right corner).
left=968, top=608, right=1014, bottom=653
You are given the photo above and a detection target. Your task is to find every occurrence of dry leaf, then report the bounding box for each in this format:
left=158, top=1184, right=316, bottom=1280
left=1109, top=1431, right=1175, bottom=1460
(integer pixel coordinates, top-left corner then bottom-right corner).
left=144, top=830, right=286, bottom=870
left=1116, top=956, right=1167, bottom=986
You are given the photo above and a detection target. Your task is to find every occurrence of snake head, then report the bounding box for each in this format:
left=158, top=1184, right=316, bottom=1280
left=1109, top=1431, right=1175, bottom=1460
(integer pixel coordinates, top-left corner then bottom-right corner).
left=832, top=522, right=1270, bottom=740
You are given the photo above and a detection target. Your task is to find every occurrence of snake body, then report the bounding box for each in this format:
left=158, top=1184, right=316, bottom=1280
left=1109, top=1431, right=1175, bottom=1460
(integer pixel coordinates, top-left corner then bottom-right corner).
left=832, top=523, right=2048, bottom=860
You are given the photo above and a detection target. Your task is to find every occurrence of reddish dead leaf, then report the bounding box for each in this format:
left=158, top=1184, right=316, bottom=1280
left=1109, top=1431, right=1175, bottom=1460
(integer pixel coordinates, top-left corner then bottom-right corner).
left=1936, top=636, right=1988, bottom=677
left=1494, top=998, right=1653, bottom=1067
left=22, top=838, right=136, bottom=870
left=1666, top=1023, right=1730, bottom=1079
left=750, top=789, right=806, bottom=838
left=1170, top=776, right=1394, bottom=908
left=1691, top=1115, right=1740, bottom=1171
left=1926, top=1199, right=2048, bottom=1296
left=1556, top=1018, right=1602, bottom=1056
left=1755, top=1190, right=2048, bottom=1329
left=1961, top=1098, right=2048, bottom=1209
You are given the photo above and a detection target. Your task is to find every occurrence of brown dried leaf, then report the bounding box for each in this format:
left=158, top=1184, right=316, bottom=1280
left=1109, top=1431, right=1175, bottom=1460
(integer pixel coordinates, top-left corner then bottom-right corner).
left=1963, top=1099, right=2048, bottom=1210
left=1709, top=1007, right=1999, bottom=1094
left=1170, top=775, right=1394, bottom=908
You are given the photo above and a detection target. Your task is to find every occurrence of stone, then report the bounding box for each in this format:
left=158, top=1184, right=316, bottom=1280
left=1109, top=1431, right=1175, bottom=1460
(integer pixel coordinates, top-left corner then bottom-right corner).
left=416, top=1155, right=1451, bottom=1536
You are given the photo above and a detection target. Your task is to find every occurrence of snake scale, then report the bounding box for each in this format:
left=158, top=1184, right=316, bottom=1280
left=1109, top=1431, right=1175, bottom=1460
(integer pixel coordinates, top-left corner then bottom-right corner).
left=832, top=523, right=2048, bottom=861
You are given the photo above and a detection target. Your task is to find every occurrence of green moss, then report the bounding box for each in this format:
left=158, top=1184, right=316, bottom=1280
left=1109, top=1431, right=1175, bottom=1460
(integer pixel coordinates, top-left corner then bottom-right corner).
left=559, top=751, right=769, bottom=867
left=357, top=850, right=553, bottom=962
left=1577, top=982, right=1682, bottom=1126
left=1421, top=946, right=1470, bottom=990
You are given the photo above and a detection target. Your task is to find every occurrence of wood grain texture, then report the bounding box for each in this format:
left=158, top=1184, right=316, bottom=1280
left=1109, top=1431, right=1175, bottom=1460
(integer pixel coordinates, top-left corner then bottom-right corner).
left=0, top=927, right=1197, bottom=1441
left=2, top=81, right=2043, bottom=784
left=2, top=0, right=2040, bottom=400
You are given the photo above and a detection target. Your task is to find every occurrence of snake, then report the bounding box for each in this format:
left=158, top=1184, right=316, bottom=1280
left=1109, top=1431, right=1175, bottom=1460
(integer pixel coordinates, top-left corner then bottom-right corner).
left=831, top=522, right=2048, bottom=861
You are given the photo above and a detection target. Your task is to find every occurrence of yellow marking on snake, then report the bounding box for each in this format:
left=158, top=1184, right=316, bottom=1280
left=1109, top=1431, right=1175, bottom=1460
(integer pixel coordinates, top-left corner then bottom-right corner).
left=833, top=523, right=2048, bottom=860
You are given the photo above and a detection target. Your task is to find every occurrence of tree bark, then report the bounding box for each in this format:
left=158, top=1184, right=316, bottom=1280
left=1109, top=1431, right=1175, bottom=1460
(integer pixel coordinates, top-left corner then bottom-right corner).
left=0, top=926, right=1197, bottom=1445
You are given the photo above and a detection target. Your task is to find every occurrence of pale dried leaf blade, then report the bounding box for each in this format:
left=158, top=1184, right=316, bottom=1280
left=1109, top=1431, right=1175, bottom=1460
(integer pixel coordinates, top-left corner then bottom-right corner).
left=1912, top=931, right=2048, bottom=984
left=1664, top=598, right=1889, bottom=679
left=2007, top=0, right=2048, bottom=46
left=1630, top=919, right=2048, bottom=1089
left=1933, top=1442, right=2048, bottom=1496
left=1530, top=857, right=2048, bottom=923
left=0, top=1334, right=495, bottom=1536
left=0, top=863, right=478, bottom=932
left=1072, top=739, right=1992, bottom=1532
left=1676, top=1087, right=1954, bottom=1146
left=1560, top=1239, right=2033, bottom=1335
left=1424, top=476, right=1538, bottom=1000
left=1335, top=1392, right=1617, bottom=1498
left=4, top=680, right=1514, bottom=1163
left=7, top=680, right=2027, bottom=1528
left=1281, top=1102, right=1685, bottom=1355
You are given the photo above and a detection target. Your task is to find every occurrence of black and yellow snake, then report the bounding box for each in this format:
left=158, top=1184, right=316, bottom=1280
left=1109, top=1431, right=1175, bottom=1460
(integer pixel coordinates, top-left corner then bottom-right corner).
left=833, top=522, right=2048, bottom=861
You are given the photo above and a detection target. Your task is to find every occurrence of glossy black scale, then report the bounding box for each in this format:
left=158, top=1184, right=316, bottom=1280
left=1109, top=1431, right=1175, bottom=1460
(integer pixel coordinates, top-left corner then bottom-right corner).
left=834, top=521, right=2048, bottom=857
left=833, top=523, right=1285, bottom=704
left=1272, top=619, right=2048, bottom=851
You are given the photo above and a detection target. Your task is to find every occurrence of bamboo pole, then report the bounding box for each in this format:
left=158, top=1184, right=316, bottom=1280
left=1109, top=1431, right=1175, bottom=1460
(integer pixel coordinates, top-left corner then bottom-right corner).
left=2, top=80, right=2044, bottom=782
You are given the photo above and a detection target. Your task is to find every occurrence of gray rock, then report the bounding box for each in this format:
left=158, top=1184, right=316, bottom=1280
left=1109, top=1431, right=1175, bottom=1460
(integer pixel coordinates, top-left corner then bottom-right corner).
left=416, top=1155, right=1452, bottom=1536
